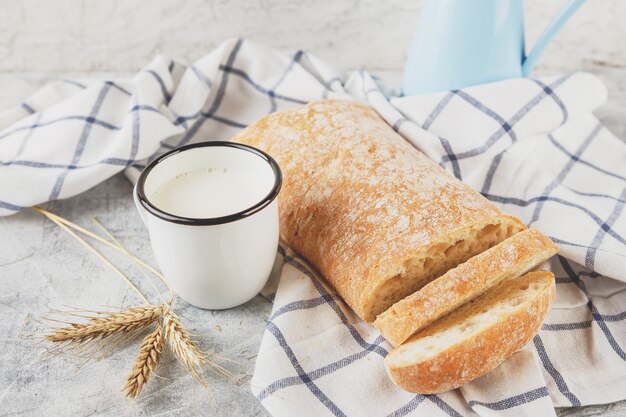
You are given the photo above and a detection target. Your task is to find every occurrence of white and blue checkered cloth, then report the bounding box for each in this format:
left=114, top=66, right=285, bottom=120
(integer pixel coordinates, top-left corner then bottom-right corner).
left=1, top=39, right=626, bottom=416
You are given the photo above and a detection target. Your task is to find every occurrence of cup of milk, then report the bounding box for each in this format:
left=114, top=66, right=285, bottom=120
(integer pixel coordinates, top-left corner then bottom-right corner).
left=133, top=141, right=282, bottom=309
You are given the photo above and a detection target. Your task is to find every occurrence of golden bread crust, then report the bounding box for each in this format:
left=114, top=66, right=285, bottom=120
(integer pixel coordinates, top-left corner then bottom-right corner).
left=233, top=99, right=525, bottom=321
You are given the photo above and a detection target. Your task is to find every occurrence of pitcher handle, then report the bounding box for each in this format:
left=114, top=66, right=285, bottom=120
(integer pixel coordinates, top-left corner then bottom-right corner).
left=522, top=0, right=586, bottom=76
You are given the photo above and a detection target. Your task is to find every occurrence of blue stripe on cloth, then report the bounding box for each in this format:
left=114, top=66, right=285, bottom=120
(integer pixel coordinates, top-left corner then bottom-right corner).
left=206, top=114, right=246, bottom=128
left=528, top=123, right=602, bottom=227
left=21, top=103, right=35, bottom=114
left=0, top=115, right=122, bottom=141
left=3, top=113, right=43, bottom=166
left=128, top=95, right=141, bottom=162
left=130, top=104, right=162, bottom=114
left=482, top=194, right=626, bottom=247
left=547, top=134, right=626, bottom=183
left=320, top=74, right=341, bottom=99
left=562, top=186, right=626, bottom=204
left=108, top=81, right=132, bottom=96
left=1, top=103, right=155, bottom=169
left=267, top=50, right=303, bottom=113
left=481, top=150, right=506, bottom=194
left=424, top=395, right=464, bottom=417
left=269, top=294, right=331, bottom=321
left=558, top=256, right=626, bottom=361
left=61, top=79, right=87, bottom=89
left=579, top=270, right=601, bottom=278
left=436, top=75, right=571, bottom=185
left=422, top=92, right=455, bottom=130
left=532, top=79, right=568, bottom=124
left=144, top=69, right=172, bottom=102
left=325, top=76, right=342, bottom=88
left=61, top=78, right=132, bottom=96
left=159, top=143, right=175, bottom=150
left=172, top=110, right=247, bottom=128
left=392, top=117, right=408, bottom=132
left=0, top=200, right=25, bottom=211
left=387, top=395, right=426, bottom=417
left=283, top=255, right=389, bottom=357
left=477, top=75, right=571, bottom=193
left=543, top=321, right=591, bottom=331
left=191, top=65, right=213, bottom=88
left=543, top=309, right=626, bottom=331
left=170, top=110, right=190, bottom=130
left=173, top=38, right=244, bottom=148
left=1, top=157, right=134, bottom=170
left=438, top=136, right=462, bottom=180
left=419, top=92, right=462, bottom=178
left=49, top=83, right=112, bottom=200
left=453, top=90, right=518, bottom=143
left=0, top=94, right=153, bottom=144
left=585, top=188, right=626, bottom=269
left=61, top=79, right=130, bottom=96
left=219, top=64, right=308, bottom=106
left=265, top=321, right=348, bottom=417
left=256, top=335, right=386, bottom=401
left=467, top=386, right=550, bottom=410
left=533, top=335, right=581, bottom=406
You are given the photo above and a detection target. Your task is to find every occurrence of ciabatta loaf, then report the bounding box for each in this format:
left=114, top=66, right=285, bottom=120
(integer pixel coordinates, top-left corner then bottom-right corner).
left=375, top=229, right=558, bottom=346
left=384, top=271, right=555, bottom=393
left=233, top=100, right=526, bottom=322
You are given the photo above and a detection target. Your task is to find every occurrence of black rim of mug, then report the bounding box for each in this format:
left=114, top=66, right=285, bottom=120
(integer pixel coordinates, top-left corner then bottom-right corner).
left=135, top=141, right=283, bottom=226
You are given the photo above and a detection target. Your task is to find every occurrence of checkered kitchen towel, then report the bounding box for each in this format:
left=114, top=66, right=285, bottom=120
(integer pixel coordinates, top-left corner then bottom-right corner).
left=1, top=38, right=626, bottom=416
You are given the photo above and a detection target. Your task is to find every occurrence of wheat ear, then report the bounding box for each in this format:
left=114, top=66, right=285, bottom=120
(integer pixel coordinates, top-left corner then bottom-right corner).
left=123, top=321, right=165, bottom=398
left=47, top=304, right=163, bottom=344
left=162, top=305, right=208, bottom=384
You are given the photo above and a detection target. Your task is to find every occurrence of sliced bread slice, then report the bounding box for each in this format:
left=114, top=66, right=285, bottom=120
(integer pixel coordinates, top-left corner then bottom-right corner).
left=375, top=229, right=558, bottom=346
left=384, top=270, right=555, bottom=393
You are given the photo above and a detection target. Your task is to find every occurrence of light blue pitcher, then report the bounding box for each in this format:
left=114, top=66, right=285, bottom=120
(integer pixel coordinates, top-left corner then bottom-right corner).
left=401, top=0, right=586, bottom=95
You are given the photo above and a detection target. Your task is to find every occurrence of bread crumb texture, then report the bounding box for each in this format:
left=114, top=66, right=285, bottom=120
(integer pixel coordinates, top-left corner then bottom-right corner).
left=384, top=271, right=555, bottom=393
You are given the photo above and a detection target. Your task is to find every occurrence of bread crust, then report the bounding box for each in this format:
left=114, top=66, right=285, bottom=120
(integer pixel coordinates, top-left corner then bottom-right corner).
left=384, top=271, right=556, bottom=393
left=233, top=100, right=525, bottom=322
left=374, top=229, right=558, bottom=346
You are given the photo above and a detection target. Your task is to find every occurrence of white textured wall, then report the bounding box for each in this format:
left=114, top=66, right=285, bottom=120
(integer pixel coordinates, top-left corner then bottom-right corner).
left=0, top=0, right=624, bottom=73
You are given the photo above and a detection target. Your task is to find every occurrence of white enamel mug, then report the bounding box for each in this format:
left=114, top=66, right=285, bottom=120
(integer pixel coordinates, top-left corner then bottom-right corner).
left=133, top=141, right=282, bottom=309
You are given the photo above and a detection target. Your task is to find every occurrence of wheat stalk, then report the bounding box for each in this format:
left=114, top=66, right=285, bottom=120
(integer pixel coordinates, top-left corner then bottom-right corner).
left=123, top=322, right=165, bottom=398
left=91, top=217, right=175, bottom=305
left=47, top=304, right=163, bottom=344
left=33, top=206, right=167, bottom=290
left=34, top=208, right=150, bottom=305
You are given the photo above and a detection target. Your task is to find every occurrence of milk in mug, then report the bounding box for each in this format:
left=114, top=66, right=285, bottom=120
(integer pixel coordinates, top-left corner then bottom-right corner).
left=149, top=167, right=272, bottom=219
